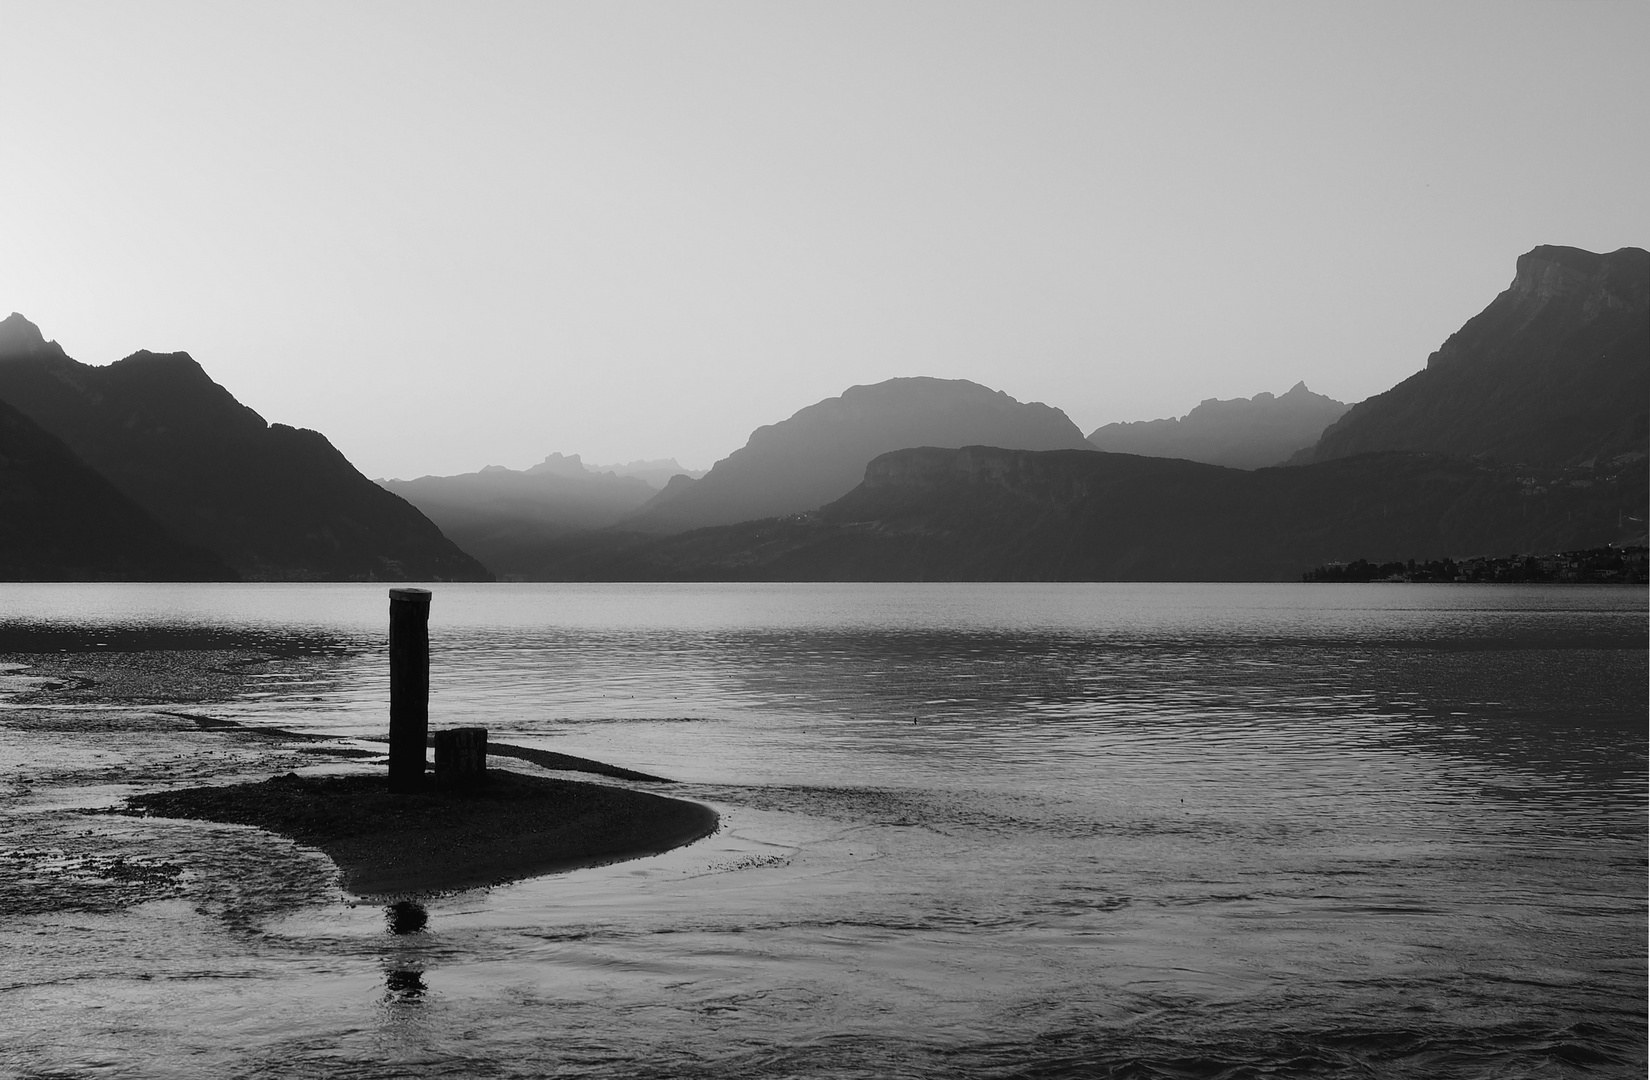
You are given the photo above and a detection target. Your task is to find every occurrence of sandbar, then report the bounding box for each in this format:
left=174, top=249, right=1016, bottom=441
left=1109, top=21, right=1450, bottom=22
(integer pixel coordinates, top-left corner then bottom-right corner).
left=124, top=769, right=719, bottom=896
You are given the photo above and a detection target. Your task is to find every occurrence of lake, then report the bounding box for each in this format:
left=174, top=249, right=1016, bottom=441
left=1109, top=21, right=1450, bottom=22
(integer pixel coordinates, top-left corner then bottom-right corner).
left=0, top=582, right=1645, bottom=1078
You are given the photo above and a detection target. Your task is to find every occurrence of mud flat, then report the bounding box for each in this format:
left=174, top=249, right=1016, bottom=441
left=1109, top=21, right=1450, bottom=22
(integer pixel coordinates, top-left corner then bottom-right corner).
left=123, top=769, right=719, bottom=895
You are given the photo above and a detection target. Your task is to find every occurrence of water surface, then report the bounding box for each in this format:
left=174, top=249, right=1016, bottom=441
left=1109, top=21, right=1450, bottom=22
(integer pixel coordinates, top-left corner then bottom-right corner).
left=1, top=583, right=1644, bottom=1077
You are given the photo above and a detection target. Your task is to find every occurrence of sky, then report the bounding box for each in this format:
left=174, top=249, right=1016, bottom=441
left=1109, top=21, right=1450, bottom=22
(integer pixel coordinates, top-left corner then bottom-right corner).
left=2, top=2, right=1646, bottom=479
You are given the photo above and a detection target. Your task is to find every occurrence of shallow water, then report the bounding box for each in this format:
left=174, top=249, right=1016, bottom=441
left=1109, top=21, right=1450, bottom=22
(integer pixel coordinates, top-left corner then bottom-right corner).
left=0, top=583, right=1644, bottom=1078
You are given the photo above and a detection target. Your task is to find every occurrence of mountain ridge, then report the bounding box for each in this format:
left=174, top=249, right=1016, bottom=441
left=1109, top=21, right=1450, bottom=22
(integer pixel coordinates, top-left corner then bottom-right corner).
left=624, top=376, right=1094, bottom=533
left=380, top=460, right=658, bottom=580
left=488, top=242, right=1649, bottom=581
left=1300, top=245, right=1648, bottom=467
left=1087, top=382, right=1348, bottom=468
left=6, top=241, right=1641, bottom=581
left=0, top=313, right=490, bottom=581
left=539, top=444, right=1645, bottom=581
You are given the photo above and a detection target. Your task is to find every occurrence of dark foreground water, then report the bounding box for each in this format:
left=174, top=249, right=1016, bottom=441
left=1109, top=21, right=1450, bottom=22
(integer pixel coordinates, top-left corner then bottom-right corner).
left=0, top=583, right=1644, bottom=1079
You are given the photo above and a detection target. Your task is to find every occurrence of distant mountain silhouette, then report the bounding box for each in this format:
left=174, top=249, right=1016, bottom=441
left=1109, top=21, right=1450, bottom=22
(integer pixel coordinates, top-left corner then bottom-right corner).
left=513, top=452, right=704, bottom=489
left=1, top=398, right=234, bottom=580
left=0, top=313, right=490, bottom=581
left=1087, top=383, right=1349, bottom=468
left=625, top=377, right=1093, bottom=533
left=380, top=458, right=658, bottom=580
left=585, top=457, right=706, bottom=489
left=521, top=452, right=599, bottom=479
left=1299, top=245, right=1649, bottom=467
left=547, top=445, right=1646, bottom=581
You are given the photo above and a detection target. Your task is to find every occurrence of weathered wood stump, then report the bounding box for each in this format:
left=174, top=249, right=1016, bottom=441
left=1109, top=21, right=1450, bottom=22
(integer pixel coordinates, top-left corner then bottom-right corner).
left=388, top=588, right=432, bottom=793
left=434, top=726, right=488, bottom=789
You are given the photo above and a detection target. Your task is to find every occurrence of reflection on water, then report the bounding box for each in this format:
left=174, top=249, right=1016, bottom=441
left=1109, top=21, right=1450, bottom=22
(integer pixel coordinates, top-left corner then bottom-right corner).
left=383, top=968, right=426, bottom=1003
left=387, top=900, right=428, bottom=936
left=0, top=583, right=1644, bottom=1078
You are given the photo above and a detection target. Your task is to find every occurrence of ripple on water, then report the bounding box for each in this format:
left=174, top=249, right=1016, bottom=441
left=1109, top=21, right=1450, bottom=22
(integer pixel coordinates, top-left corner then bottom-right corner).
left=0, top=583, right=1643, bottom=1078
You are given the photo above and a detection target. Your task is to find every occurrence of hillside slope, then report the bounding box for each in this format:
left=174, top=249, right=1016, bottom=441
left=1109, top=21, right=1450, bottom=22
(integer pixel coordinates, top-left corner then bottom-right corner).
left=1303, top=245, right=1648, bottom=467
left=0, top=314, right=489, bottom=581
left=0, top=398, right=235, bottom=581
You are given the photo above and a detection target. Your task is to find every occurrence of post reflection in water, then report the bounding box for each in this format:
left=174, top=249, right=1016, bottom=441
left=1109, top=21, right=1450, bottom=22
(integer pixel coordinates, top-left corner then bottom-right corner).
left=387, top=900, right=428, bottom=936
left=383, top=968, right=427, bottom=1003
left=383, top=901, right=430, bottom=1004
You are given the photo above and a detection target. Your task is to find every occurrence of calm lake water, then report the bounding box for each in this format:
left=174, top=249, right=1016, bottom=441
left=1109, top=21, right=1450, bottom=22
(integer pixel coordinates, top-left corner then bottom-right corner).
left=1, top=582, right=1645, bottom=1078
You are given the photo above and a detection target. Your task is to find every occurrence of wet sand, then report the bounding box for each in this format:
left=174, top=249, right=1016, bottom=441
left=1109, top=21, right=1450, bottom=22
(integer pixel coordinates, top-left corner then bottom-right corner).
left=123, top=769, right=719, bottom=896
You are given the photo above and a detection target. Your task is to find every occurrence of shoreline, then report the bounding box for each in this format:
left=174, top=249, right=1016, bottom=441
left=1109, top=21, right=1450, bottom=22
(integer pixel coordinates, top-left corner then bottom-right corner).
left=122, top=768, right=719, bottom=896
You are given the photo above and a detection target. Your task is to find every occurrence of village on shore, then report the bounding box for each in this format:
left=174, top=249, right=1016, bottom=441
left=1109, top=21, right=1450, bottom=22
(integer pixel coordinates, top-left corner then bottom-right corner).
left=1303, top=544, right=1649, bottom=584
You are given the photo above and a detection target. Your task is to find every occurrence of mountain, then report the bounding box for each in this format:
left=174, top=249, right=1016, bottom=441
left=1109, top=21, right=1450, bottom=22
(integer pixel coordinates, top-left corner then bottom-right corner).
left=552, top=445, right=1646, bottom=581
left=564, top=242, right=1649, bottom=581
left=586, top=457, right=706, bottom=489
left=0, top=398, right=235, bottom=580
left=1087, top=382, right=1349, bottom=468
left=380, top=458, right=657, bottom=580
left=624, top=377, right=1094, bottom=533
left=512, top=452, right=704, bottom=489
left=1300, top=245, right=1649, bottom=467
left=0, top=313, right=490, bottom=581
left=520, top=452, right=599, bottom=479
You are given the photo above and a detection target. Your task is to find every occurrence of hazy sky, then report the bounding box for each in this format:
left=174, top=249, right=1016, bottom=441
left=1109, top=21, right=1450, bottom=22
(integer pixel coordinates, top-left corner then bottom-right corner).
left=3, top=2, right=1646, bottom=478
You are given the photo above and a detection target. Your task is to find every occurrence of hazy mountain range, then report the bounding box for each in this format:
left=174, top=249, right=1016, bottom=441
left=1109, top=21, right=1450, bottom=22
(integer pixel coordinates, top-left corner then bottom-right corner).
left=381, top=376, right=1097, bottom=578
left=531, top=447, right=1645, bottom=582
left=625, top=376, right=1095, bottom=534
left=375, top=453, right=709, bottom=579
left=407, top=243, right=1646, bottom=581
left=379, top=459, right=657, bottom=578
left=2, top=244, right=1644, bottom=581
left=1086, top=382, right=1349, bottom=469
left=497, top=452, right=706, bottom=489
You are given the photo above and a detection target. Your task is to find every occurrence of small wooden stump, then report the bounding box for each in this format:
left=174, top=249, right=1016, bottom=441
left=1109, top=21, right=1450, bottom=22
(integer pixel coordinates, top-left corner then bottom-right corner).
left=434, top=727, right=488, bottom=789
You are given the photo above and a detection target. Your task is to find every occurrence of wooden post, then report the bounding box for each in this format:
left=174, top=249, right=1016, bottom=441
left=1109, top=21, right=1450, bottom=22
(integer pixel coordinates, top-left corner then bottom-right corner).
left=434, top=727, right=488, bottom=789
left=388, top=587, right=431, bottom=792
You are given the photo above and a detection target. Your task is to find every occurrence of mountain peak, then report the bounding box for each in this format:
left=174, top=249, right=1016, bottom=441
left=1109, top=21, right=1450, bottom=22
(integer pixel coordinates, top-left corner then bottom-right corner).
left=0, top=313, right=65, bottom=361
left=626, top=376, right=1092, bottom=532
left=1310, top=244, right=1648, bottom=467
left=0, top=325, right=491, bottom=581
left=525, top=452, right=589, bottom=478
left=1086, top=384, right=1349, bottom=469
left=1509, top=245, right=1650, bottom=310
left=112, top=349, right=210, bottom=376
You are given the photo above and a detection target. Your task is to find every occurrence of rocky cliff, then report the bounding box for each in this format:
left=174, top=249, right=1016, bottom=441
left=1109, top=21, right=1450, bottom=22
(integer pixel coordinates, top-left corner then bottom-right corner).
left=1302, top=245, right=1649, bottom=467
left=0, top=313, right=490, bottom=581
